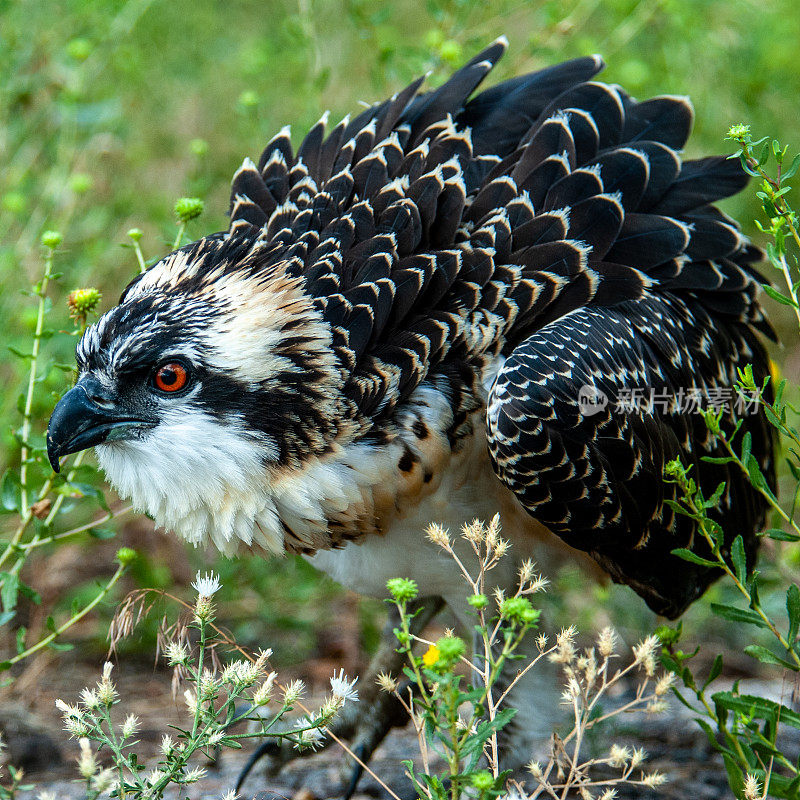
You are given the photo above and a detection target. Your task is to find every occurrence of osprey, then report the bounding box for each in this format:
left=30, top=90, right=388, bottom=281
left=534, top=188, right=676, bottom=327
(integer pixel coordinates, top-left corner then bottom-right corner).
left=48, top=38, right=774, bottom=779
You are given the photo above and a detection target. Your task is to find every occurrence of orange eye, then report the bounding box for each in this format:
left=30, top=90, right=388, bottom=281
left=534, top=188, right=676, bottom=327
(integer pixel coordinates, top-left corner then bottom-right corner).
left=154, top=362, right=189, bottom=393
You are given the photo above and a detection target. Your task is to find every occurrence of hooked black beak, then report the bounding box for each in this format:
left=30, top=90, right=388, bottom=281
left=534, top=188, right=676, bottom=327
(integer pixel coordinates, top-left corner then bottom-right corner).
left=46, top=376, right=150, bottom=473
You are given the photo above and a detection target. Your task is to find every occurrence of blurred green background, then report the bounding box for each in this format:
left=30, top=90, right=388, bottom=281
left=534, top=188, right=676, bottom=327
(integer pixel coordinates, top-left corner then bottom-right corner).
left=1, top=0, right=799, bottom=677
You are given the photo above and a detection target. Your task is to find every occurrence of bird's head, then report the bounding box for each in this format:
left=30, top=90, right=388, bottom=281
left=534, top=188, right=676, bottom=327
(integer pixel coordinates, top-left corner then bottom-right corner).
left=46, top=233, right=348, bottom=552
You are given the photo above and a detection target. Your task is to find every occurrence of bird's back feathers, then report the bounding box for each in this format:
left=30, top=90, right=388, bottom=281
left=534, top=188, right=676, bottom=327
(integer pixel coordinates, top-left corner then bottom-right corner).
left=212, top=39, right=773, bottom=613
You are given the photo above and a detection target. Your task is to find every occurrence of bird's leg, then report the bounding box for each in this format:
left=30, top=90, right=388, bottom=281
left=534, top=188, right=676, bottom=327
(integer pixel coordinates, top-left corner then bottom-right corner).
left=235, top=595, right=444, bottom=796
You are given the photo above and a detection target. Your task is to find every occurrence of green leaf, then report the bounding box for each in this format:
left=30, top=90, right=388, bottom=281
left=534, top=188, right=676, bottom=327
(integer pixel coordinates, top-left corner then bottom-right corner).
left=781, top=152, right=800, bottom=183
left=787, top=584, right=800, bottom=643
left=68, top=482, right=110, bottom=512
left=740, top=431, right=752, bottom=467
left=743, top=645, right=798, bottom=671
left=762, top=284, right=798, bottom=307
left=704, top=481, right=726, bottom=509
left=704, top=654, right=724, bottom=690
left=671, top=548, right=719, bottom=568
left=763, top=527, right=800, bottom=542
left=711, top=603, right=768, bottom=629
left=15, top=626, right=26, bottom=654
left=0, top=470, right=20, bottom=512
left=7, top=345, right=33, bottom=361
left=47, top=641, right=74, bottom=652
left=746, top=454, right=767, bottom=490
left=89, top=527, right=116, bottom=540
left=731, top=535, right=747, bottom=583
left=700, top=455, right=735, bottom=465
left=721, top=753, right=745, bottom=799
left=713, top=691, right=800, bottom=728
left=0, top=572, right=20, bottom=613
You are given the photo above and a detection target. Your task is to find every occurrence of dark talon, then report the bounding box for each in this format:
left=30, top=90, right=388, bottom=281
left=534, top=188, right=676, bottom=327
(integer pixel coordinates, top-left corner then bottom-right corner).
left=235, top=739, right=281, bottom=794
left=342, top=742, right=367, bottom=800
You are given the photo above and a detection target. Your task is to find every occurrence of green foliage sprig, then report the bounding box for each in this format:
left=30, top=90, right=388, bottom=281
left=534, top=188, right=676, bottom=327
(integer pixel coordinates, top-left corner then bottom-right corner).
left=46, top=572, right=345, bottom=800
left=659, top=127, right=800, bottom=800
left=384, top=517, right=669, bottom=800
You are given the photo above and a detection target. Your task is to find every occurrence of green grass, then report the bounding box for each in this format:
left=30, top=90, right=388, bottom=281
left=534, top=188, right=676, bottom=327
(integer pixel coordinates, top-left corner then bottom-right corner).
left=1, top=0, right=798, bottom=654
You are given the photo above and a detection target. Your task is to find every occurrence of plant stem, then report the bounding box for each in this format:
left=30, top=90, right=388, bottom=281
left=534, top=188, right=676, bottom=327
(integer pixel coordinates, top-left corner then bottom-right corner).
left=172, top=222, right=186, bottom=250
left=20, top=245, right=55, bottom=517
left=4, top=561, right=127, bottom=666
left=131, top=238, right=147, bottom=273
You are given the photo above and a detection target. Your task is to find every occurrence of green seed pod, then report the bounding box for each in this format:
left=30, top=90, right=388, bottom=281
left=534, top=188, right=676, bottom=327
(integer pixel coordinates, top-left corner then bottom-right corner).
left=41, top=230, right=63, bottom=249
left=174, top=197, right=204, bottom=223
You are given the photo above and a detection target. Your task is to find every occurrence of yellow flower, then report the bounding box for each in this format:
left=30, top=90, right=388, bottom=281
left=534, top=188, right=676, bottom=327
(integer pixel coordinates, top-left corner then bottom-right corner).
left=422, top=645, right=440, bottom=667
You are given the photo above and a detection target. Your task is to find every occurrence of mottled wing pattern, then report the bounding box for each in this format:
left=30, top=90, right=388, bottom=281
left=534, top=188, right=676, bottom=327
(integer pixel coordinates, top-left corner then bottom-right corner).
left=487, top=297, right=772, bottom=617
left=225, top=38, right=774, bottom=614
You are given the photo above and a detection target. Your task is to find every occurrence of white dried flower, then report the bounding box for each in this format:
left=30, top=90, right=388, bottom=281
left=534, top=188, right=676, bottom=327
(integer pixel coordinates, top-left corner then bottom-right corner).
left=220, top=792, right=239, bottom=800
left=91, top=768, right=116, bottom=794
left=493, top=586, right=506, bottom=607
left=146, top=768, right=163, bottom=786
left=293, top=717, right=325, bottom=750
left=535, top=633, right=548, bottom=652
left=376, top=671, right=398, bottom=692
left=519, top=559, right=536, bottom=585
left=77, top=737, right=96, bottom=779
left=609, top=743, right=631, bottom=768
left=121, top=713, right=139, bottom=739
left=192, top=571, right=221, bottom=598
left=96, top=662, right=118, bottom=706
left=655, top=671, right=676, bottom=696
left=253, top=671, right=277, bottom=705
left=184, top=688, right=198, bottom=714
left=38, top=792, right=58, bottom=800
left=222, top=659, right=260, bottom=687
left=461, top=518, right=484, bottom=544
left=641, top=771, right=667, bottom=788
left=597, top=626, right=618, bottom=658
left=599, top=790, right=618, bottom=800
left=528, top=574, right=549, bottom=593
left=646, top=699, right=669, bottom=714
left=633, top=635, right=659, bottom=677
left=164, top=640, right=190, bottom=666
left=744, top=773, right=762, bottom=800
left=425, top=522, right=450, bottom=548
left=56, top=700, right=89, bottom=737
left=560, top=676, right=581, bottom=704
left=630, top=746, right=647, bottom=769
left=486, top=513, right=502, bottom=548
left=549, top=626, right=577, bottom=664
left=160, top=734, right=175, bottom=755
left=283, top=678, right=305, bottom=705
left=253, top=648, right=272, bottom=670
left=184, top=765, right=207, bottom=782
left=330, top=669, right=359, bottom=702
left=493, top=538, right=509, bottom=558
left=79, top=687, right=101, bottom=711
left=527, top=760, right=543, bottom=779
